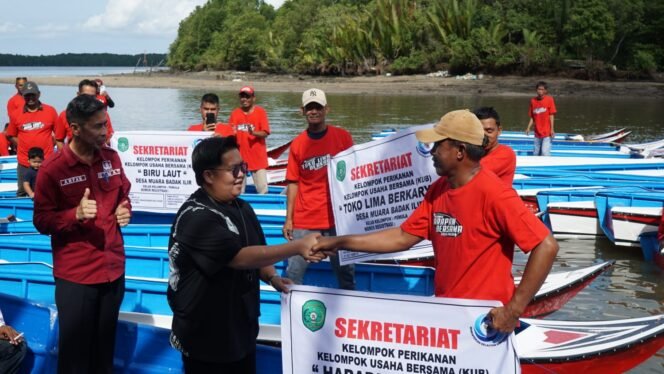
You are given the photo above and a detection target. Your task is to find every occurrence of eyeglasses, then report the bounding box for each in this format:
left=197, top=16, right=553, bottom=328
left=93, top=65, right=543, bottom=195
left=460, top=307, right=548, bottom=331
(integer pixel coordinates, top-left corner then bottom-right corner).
left=239, top=93, right=253, bottom=99
left=209, top=162, right=248, bottom=178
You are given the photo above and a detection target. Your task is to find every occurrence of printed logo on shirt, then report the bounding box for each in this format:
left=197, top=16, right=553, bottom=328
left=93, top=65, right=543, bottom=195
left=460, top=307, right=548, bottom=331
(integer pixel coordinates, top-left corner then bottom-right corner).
left=236, top=123, right=254, bottom=132
left=433, top=212, right=463, bottom=237
left=60, top=175, right=87, bottom=186
left=302, top=155, right=329, bottom=171
left=532, top=107, right=548, bottom=115
left=21, top=122, right=45, bottom=131
left=97, top=169, right=121, bottom=179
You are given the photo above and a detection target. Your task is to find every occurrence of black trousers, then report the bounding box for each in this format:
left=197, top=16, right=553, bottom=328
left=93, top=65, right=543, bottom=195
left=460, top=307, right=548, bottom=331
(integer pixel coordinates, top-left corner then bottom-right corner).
left=183, top=350, right=256, bottom=374
left=0, top=340, right=26, bottom=374
left=55, top=275, right=125, bottom=374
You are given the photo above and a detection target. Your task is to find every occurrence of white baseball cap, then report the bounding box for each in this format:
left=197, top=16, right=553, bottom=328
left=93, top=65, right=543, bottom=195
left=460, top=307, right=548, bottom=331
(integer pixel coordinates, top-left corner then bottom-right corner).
left=302, top=88, right=327, bottom=106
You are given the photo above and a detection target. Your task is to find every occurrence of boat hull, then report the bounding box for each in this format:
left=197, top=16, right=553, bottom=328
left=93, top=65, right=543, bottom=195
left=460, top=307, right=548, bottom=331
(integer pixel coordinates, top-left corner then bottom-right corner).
left=548, top=201, right=601, bottom=237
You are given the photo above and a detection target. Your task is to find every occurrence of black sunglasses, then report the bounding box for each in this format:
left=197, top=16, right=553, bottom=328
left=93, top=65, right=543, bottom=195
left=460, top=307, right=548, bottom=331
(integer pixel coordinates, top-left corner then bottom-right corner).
left=430, top=140, right=445, bottom=152
left=209, top=162, right=248, bottom=178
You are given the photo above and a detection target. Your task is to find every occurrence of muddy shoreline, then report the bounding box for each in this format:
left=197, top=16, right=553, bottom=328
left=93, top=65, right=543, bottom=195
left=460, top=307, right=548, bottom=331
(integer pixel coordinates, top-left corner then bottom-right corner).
left=1, top=71, right=663, bottom=98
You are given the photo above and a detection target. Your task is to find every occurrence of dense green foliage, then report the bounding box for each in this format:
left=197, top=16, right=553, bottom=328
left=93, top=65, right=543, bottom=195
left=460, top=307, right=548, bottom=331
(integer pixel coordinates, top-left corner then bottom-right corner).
left=0, top=53, right=166, bottom=67
left=168, top=0, right=664, bottom=77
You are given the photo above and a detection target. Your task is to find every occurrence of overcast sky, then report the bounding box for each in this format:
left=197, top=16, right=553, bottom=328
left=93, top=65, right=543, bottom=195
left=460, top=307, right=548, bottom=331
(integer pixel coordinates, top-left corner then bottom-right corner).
left=0, top=0, right=285, bottom=55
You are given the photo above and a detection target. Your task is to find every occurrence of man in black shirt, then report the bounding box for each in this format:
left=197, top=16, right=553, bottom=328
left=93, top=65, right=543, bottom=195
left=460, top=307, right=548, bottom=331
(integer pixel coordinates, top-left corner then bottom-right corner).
left=167, top=136, right=321, bottom=373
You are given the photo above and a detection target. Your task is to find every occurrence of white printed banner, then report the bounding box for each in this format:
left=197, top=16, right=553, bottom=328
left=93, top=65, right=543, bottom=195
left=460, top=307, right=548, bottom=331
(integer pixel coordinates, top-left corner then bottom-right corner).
left=110, top=131, right=211, bottom=212
left=328, top=126, right=440, bottom=264
left=282, top=286, right=519, bottom=374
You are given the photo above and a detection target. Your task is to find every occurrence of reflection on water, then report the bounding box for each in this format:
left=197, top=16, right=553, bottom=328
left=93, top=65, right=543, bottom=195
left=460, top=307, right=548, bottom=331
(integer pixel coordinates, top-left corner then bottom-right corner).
left=0, top=81, right=662, bottom=371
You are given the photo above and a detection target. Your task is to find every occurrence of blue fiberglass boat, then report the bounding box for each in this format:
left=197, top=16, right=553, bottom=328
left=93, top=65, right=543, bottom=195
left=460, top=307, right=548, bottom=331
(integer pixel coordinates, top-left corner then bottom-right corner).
left=594, top=190, right=664, bottom=243
left=0, top=222, right=288, bottom=248
left=535, top=186, right=652, bottom=228
left=0, top=292, right=282, bottom=373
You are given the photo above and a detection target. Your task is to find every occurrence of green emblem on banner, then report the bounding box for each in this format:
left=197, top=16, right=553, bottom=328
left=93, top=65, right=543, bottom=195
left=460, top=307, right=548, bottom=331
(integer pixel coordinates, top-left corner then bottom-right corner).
left=302, top=300, right=326, bottom=332
left=117, top=137, right=129, bottom=152
left=336, top=161, right=346, bottom=182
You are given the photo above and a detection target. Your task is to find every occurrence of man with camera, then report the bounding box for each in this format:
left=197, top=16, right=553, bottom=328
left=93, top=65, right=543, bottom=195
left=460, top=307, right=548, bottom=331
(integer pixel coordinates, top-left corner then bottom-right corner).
left=188, top=93, right=234, bottom=136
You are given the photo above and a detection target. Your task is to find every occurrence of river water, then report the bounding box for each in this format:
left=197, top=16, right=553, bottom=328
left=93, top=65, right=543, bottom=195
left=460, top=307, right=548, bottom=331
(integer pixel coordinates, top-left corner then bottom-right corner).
left=0, top=69, right=662, bottom=371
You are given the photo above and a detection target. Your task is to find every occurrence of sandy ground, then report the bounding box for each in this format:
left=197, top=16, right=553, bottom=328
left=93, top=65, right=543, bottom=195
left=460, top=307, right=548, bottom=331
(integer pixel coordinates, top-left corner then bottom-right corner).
left=2, top=71, right=663, bottom=97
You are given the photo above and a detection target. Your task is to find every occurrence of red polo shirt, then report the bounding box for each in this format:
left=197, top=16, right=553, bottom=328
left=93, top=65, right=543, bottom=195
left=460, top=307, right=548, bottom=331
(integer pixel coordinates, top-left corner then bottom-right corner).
left=54, top=110, right=114, bottom=143
left=33, top=145, right=131, bottom=284
left=7, top=103, right=58, bottom=166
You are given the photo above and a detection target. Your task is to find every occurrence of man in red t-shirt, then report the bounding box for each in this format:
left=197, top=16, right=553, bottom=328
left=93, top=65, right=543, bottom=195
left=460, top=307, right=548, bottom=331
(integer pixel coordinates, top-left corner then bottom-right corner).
left=6, top=81, right=58, bottom=197
left=474, top=107, right=516, bottom=185
left=55, top=79, right=114, bottom=149
left=227, top=86, right=270, bottom=194
left=5, top=77, right=27, bottom=122
left=283, top=88, right=356, bottom=290
left=525, top=81, right=556, bottom=156
left=314, top=109, right=558, bottom=334
left=188, top=93, right=234, bottom=136
left=94, top=79, right=115, bottom=109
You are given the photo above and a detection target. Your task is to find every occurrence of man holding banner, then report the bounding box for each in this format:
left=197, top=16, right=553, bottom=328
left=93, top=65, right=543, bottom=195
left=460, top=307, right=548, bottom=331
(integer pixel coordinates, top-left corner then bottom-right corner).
left=283, top=88, right=356, bottom=290
left=314, top=109, right=558, bottom=334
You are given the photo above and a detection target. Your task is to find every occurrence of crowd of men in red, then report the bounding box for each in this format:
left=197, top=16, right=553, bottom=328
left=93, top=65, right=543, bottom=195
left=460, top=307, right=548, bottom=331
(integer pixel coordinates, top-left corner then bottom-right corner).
left=2, top=77, right=115, bottom=196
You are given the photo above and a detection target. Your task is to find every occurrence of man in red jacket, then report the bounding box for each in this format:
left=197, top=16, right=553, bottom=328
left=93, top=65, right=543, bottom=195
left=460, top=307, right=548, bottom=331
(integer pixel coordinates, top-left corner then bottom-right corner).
left=33, top=95, right=131, bottom=373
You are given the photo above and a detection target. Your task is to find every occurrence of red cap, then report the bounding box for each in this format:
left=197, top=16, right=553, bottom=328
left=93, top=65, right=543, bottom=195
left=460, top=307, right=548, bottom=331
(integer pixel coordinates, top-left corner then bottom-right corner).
left=239, top=86, right=255, bottom=95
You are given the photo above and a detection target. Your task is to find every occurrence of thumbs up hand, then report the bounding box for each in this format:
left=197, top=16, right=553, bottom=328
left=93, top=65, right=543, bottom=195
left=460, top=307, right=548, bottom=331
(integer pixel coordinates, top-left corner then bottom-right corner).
left=76, top=188, right=97, bottom=221
left=115, top=200, right=131, bottom=227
